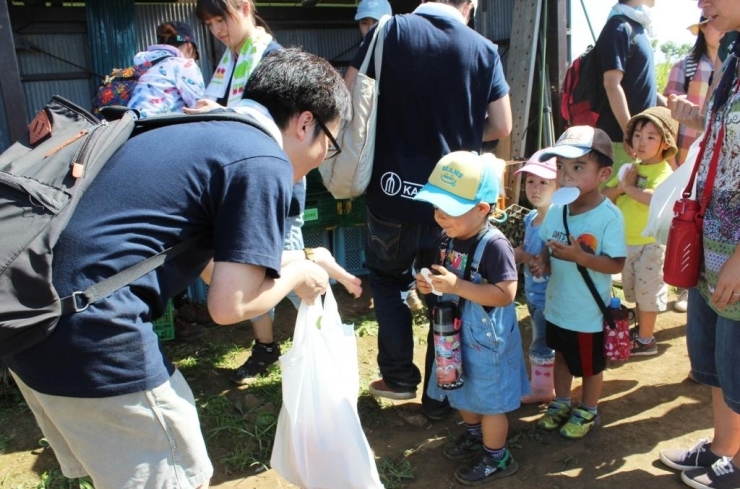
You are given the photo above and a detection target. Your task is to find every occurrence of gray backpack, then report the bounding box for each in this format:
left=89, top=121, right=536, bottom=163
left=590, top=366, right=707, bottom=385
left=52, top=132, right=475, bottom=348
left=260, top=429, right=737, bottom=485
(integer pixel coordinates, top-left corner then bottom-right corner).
left=0, top=96, right=267, bottom=357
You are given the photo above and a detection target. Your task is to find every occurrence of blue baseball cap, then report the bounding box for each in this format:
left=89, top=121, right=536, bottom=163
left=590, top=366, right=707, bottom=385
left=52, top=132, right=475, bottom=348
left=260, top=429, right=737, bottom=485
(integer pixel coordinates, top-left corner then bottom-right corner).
left=355, top=0, right=392, bottom=21
left=414, top=151, right=501, bottom=217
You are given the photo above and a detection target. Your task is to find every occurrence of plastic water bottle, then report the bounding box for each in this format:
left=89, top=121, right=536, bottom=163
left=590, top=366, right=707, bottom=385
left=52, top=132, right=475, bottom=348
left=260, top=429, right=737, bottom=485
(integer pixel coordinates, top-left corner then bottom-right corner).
left=609, top=297, right=629, bottom=322
left=432, top=302, right=464, bottom=390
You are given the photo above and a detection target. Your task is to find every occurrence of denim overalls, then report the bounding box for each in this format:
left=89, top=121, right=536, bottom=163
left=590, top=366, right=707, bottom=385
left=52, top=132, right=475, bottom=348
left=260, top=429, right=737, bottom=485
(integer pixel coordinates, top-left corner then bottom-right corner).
left=426, top=228, right=529, bottom=415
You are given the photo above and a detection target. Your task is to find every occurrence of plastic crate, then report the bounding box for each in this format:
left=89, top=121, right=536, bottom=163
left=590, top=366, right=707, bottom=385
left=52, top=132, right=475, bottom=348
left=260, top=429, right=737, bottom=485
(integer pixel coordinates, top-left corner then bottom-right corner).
left=337, top=195, right=367, bottom=227
left=303, top=191, right=339, bottom=233
left=306, top=168, right=327, bottom=194
left=333, top=226, right=368, bottom=276
left=153, top=300, right=175, bottom=342
left=303, top=229, right=332, bottom=252
left=491, top=204, right=531, bottom=248
left=187, top=277, right=209, bottom=304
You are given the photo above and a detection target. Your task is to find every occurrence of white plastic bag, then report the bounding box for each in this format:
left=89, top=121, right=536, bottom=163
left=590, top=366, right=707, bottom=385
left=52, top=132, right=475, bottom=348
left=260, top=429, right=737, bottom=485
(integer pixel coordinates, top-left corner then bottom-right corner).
left=270, top=287, right=383, bottom=489
left=642, top=137, right=701, bottom=245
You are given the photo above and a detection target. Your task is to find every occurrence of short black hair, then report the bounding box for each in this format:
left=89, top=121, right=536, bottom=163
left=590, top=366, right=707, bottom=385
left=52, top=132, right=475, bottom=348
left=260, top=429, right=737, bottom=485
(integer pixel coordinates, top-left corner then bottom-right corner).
left=590, top=150, right=613, bottom=168
left=245, top=48, right=352, bottom=132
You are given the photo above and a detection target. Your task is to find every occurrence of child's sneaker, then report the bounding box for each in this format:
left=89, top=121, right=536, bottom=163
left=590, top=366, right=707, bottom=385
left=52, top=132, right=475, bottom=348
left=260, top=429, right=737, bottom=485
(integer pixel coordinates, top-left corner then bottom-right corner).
left=537, top=400, right=571, bottom=431
left=443, top=432, right=482, bottom=461
left=681, top=457, right=740, bottom=489
left=230, top=342, right=280, bottom=385
left=631, top=336, right=657, bottom=356
left=660, top=438, right=723, bottom=471
left=455, top=449, right=518, bottom=486
left=559, top=407, right=599, bottom=439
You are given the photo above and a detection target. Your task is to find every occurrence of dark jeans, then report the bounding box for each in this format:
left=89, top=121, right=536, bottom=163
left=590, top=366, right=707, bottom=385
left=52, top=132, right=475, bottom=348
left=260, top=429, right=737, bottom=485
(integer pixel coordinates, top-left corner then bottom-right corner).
left=364, top=210, right=444, bottom=410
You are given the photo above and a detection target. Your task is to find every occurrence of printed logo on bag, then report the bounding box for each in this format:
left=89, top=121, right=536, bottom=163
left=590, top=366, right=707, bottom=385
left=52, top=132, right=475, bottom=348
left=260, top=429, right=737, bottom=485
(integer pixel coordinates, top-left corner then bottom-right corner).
left=380, top=172, right=422, bottom=199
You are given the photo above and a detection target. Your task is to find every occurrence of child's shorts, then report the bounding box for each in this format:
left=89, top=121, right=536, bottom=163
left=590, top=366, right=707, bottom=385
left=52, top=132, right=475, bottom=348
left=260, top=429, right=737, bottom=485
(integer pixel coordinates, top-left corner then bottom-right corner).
left=622, top=243, right=667, bottom=312
left=546, top=321, right=605, bottom=377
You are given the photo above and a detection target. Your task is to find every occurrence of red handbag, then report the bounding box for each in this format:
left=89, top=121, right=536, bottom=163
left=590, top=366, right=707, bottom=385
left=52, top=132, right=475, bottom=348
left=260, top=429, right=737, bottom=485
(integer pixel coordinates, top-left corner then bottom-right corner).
left=663, top=125, right=723, bottom=288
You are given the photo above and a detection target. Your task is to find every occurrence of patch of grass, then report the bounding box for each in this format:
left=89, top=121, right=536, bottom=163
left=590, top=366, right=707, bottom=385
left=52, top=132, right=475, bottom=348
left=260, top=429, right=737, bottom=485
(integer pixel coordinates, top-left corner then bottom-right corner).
left=376, top=457, right=415, bottom=489
left=163, top=340, right=245, bottom=380
left=35, top=468, right=93, bottom=489
left=199, top=364, right=285, bottom=475
left=354, top=312, right=379, bottom=337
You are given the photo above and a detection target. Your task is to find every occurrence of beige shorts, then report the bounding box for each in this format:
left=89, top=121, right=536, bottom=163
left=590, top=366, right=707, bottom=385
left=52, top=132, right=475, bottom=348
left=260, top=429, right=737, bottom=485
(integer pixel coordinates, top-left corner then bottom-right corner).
left=622, top=243, right=668, bottom=312
left=11, top=370, right=212, bottom=489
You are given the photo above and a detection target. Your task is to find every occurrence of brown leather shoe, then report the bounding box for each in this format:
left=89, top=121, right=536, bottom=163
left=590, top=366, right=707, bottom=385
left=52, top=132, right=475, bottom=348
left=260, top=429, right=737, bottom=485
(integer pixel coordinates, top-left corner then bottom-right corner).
left=175, top=317, right=206, bottom=341
left=176, top=302, right=212, bottom=325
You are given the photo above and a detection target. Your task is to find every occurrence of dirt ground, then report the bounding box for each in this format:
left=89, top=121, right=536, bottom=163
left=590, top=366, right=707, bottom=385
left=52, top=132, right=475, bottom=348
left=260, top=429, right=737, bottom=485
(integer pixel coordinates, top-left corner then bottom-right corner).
left=0, top=282, right=713, bottom=489
left=217, top=284, right=710, bottom=489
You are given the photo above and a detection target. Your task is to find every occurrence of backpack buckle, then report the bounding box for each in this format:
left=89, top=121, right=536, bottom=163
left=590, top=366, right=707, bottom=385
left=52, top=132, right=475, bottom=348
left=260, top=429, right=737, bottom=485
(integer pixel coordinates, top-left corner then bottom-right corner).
left=71, top=291, right=90, bottom=312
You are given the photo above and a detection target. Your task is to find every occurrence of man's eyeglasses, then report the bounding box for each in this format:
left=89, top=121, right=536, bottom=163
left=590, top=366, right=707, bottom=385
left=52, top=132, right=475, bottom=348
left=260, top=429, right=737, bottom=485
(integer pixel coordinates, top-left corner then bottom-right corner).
left=316, top=118, right=342, bottom=159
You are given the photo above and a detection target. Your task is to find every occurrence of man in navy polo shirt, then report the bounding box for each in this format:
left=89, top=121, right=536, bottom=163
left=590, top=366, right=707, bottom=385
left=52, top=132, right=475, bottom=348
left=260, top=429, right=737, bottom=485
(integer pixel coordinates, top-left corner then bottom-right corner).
left=596, top=0, right=661, bottom=169
left=345, top=0, right=512, bottom=419
left=2, top=49, right=353, bottom=488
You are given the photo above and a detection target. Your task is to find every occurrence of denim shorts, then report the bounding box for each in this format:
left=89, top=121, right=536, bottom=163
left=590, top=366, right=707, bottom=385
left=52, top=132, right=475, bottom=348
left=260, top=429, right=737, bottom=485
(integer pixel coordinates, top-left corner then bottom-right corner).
left=687, top=288, right=740, bottom=414
left=11, top=370, right=213, bottom=488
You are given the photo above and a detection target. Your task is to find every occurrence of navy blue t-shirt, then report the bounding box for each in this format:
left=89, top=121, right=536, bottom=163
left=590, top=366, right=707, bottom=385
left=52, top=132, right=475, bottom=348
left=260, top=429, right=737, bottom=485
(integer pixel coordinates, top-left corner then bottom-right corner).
left=352, top=13, right=509, bottom=225
left=4, top=120, right=293, bottom=397
left=596, top=17, right=657, bottom=141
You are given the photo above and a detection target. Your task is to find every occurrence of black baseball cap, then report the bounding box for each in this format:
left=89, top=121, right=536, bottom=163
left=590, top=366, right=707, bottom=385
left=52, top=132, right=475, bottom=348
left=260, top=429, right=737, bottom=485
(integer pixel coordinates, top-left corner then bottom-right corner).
left=158, top=21, right=199, bottom=60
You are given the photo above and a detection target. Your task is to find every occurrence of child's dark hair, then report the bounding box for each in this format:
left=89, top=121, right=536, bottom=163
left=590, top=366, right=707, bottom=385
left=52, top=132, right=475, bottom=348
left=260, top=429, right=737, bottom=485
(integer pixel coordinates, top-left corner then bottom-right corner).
left=156, top=22, right=179, bottom=44
left=590, top=150, right=614, bottom=168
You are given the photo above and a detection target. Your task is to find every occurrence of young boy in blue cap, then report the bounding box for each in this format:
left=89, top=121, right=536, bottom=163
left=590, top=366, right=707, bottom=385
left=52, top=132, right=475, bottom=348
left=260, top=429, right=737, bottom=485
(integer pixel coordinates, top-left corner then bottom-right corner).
left=414, top=151, right=527, bottom=485
left=530, top=126, right=627, bottom=439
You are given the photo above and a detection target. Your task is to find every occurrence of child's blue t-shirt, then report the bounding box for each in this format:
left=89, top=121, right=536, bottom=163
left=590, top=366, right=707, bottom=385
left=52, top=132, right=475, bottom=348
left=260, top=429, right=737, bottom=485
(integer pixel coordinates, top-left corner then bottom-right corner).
left=539, top=199, right=627, bottom=333
left=522, top=209, right=550, bottom=309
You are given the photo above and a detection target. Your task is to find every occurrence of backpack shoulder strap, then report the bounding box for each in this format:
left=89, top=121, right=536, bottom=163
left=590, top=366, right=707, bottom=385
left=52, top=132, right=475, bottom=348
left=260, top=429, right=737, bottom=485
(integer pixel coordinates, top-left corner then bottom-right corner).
left=60, top=233, right=209, bottom=314
left=605, top=15, right=640, bottom=58
left=132, top=110, right=276, bottom=141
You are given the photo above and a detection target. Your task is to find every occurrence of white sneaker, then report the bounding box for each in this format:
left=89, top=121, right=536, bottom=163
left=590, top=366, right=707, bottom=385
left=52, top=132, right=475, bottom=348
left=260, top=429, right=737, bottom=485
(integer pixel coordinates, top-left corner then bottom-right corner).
left=674, top=289, right=688, bottom=313
left=611, top=273, right=622, bottom=287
